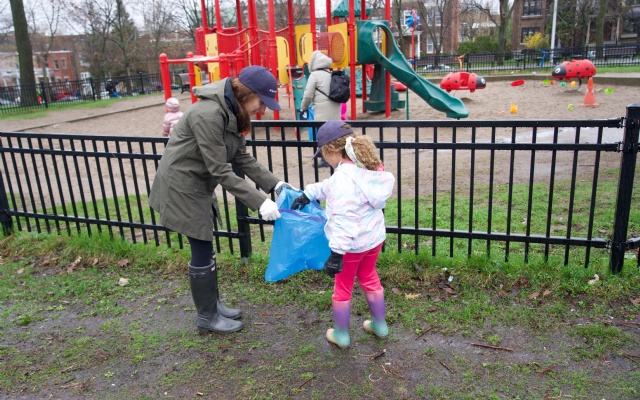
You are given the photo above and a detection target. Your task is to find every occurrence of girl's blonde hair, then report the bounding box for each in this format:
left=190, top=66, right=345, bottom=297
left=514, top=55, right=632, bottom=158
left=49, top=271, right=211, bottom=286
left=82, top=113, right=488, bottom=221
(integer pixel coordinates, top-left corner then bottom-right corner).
left=321, top=128, right=381, bottom=171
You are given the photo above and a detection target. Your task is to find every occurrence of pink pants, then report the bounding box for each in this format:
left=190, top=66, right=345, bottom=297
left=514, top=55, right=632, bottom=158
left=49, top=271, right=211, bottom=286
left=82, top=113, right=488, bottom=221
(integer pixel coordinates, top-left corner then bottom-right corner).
left=332, top=243, right=383, bottom=301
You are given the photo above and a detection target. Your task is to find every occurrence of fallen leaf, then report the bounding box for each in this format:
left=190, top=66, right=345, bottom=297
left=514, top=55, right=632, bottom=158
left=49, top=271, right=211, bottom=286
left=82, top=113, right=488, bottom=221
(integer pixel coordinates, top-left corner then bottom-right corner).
left=117, top=259, right=131, bottom=267
left=67, top=256, right=82, bottom=273
left=405, top=293, right=421, bottom=299
left=391, top=288, right=402, bottom=295
left=528, top=291, right=540, bottom=300
left=630, top=298, right=640, bottom=306
left=118, top=278, right=129, bottom=286
left=542, top=290, right=552, bottom=297
left=16, top=268, right=24, bottom=275
left=92, top=258, right=99, bottom=266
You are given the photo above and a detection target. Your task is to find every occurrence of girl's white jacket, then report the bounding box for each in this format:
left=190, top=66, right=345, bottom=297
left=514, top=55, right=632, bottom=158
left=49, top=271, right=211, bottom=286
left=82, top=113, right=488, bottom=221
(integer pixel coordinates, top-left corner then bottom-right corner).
left=304, top=162, right=395, bottom=255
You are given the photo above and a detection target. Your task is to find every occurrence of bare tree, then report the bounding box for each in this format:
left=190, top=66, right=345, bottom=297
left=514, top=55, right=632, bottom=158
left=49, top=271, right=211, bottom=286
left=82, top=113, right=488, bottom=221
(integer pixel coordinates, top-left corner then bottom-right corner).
left=416, top=0, right=458, bottom=56
left=69, top=0, right=116, bottom=77
left=109, top=0, right=139, bottom=76
left=0, top=2, right=14, bottom=45
left=134, top=0, right=180, bottom=72
left=9, top=0, right=38, bottom=104
left=467, top=0, right=520, bottom=53
left=25, top=0, right=66, bottom=86
left=458, top=0, right=492, bottom=42
left=174, top=0, right=214, bottom=42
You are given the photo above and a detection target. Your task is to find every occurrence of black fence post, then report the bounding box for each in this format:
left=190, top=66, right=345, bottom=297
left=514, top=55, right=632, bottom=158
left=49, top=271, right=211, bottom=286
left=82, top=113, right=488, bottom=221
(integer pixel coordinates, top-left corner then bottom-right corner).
left=89, top=77, right=96, bottom=100
left=138, top=72, right=144, bottom=94
left=40, top=81, right=48, bottom=108
left=232, top=164, right=252, bottom=261
left=610, top=104, right=640, bottom=273
left=0, top=170, right=13, bottom=235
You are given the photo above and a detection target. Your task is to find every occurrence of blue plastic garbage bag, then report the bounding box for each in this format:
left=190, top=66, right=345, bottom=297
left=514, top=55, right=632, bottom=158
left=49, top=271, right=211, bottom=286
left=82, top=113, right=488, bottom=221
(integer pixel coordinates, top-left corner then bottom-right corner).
left=307, top=106, right=315, bottom=140
left=265, top=187, right=330, bottom=282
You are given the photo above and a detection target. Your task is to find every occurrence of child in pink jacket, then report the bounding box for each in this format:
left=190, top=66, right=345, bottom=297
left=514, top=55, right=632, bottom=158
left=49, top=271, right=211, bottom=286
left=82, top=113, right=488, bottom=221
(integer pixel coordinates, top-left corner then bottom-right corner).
left=162, top=97, right=183, bottom=137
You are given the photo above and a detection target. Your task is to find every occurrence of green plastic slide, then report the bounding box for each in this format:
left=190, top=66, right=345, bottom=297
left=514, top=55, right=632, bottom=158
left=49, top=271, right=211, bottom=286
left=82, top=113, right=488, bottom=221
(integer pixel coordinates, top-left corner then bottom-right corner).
left=357, top=20, right=468, bottom=119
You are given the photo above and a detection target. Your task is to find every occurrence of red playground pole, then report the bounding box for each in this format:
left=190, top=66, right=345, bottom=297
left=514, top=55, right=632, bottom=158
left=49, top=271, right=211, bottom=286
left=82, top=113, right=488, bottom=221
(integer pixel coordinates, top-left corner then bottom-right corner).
left=159, top=53, right=172, bottom=102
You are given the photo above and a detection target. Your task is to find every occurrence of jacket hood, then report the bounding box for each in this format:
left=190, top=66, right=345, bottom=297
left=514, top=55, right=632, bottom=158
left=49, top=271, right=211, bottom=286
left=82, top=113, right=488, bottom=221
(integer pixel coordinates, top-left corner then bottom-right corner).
left=309, top=51, right=333, bottom=71
left=165, top=97, right=180, bottom=112
left=192, top=80, right=227, bottom=103
left=338, top=163, right=394, bottom=209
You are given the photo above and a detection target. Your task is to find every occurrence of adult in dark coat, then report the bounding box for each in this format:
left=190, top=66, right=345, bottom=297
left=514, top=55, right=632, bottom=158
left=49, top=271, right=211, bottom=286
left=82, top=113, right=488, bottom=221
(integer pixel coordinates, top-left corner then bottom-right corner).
left=149, top=66, right=291, bottom=334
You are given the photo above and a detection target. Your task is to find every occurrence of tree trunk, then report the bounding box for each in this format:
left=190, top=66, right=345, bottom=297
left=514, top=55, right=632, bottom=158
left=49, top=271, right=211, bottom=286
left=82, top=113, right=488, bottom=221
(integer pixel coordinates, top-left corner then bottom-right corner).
left=9, top=0, right=38, bottom=106
left=595, top=0, right=607, bottom=57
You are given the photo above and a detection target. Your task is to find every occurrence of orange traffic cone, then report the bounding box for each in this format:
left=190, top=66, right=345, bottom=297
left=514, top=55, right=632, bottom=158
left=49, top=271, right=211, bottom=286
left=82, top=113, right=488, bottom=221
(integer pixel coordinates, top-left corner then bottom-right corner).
left=581, top=77, right=598, bottom=107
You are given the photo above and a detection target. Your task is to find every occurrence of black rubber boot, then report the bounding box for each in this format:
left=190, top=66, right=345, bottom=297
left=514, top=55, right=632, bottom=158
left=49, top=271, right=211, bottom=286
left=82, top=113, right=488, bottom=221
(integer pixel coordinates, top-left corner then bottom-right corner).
left=189, top=261, right=243, bottom=334
left=212, top=261, right=242, bottom=320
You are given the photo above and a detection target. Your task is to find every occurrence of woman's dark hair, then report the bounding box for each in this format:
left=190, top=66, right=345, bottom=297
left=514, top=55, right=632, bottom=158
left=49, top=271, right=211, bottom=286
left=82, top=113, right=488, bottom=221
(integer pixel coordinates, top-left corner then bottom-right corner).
left=231, top=78, right=260, bottom=134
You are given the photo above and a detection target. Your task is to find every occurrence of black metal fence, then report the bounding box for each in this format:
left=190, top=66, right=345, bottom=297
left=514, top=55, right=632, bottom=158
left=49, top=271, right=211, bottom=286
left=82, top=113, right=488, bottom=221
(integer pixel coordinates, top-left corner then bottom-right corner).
left=416, top=44, right=640, bottom=75
left=1, top=105, right=638, bottom=272
left=0, top=72, right=183, bottom=115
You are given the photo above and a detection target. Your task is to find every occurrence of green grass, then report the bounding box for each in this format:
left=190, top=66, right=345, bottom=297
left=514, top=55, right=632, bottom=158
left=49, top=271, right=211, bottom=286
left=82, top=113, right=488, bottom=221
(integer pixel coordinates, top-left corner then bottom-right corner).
left=0, top=231, right=638, bottom=397
left=1, top=154, right=639, bottom=397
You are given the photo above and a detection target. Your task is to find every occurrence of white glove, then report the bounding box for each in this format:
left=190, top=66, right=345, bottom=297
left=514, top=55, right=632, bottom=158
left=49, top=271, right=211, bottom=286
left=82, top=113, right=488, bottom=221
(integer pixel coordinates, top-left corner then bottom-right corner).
left=259, top=198, right=281, bottom=221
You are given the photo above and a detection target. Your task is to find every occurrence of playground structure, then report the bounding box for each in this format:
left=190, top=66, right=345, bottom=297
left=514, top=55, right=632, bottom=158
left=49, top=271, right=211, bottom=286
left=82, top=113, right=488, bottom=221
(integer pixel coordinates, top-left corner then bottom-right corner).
left=439, top=54, right=487, bottom=94
left=551, top=59, right=597, bottom=89
left=158, top=0, right=470, bottom=120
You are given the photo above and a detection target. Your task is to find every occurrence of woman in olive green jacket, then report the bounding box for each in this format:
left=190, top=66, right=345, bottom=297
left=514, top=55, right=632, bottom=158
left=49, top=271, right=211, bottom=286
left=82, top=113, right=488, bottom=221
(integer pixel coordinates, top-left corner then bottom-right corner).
left=149, top=66, right=292, bottom=334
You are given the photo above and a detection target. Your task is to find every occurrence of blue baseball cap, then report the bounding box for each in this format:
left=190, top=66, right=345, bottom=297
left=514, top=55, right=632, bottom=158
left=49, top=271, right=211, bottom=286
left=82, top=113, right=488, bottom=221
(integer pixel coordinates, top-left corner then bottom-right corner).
left=238, top=66, right=281, bottom=111
left=313, top=120, right=354, bottom=158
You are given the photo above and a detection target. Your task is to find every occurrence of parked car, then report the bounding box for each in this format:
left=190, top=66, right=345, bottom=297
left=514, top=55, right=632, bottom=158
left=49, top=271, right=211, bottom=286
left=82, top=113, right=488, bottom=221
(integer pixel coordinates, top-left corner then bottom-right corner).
left=57, top=95, right=81, bottom=102
left=0, top=98, right=17, bottom=106
left=418, top=64, right=452, bottom=73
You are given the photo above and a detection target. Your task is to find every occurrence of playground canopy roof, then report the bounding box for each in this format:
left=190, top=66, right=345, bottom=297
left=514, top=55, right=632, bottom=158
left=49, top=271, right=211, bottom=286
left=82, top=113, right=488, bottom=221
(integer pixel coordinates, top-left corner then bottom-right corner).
left=332, top=0, right=372, bottom=17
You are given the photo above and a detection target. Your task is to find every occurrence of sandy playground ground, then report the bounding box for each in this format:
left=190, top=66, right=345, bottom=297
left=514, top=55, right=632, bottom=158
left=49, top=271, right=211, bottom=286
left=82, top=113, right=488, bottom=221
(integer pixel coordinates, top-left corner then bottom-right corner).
left=3, top=73, right=639, bottom=136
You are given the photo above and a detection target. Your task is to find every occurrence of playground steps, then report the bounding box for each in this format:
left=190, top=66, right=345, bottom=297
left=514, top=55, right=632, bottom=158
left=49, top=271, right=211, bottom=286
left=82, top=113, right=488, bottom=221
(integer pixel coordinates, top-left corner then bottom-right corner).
left=363, top=64, right=406, bottom=112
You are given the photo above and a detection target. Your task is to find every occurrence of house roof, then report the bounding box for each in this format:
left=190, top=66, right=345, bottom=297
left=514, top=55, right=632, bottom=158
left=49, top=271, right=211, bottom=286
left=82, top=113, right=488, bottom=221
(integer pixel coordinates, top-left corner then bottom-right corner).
left=332, top=0, right=372, bottom=17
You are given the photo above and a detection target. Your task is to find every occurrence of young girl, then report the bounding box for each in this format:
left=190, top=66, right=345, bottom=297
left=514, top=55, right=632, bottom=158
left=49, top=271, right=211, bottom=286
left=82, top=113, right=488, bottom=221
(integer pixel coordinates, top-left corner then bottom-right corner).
left=162, top=97, right=183, bottom=137
left=291, top=120, right=395, bottom=348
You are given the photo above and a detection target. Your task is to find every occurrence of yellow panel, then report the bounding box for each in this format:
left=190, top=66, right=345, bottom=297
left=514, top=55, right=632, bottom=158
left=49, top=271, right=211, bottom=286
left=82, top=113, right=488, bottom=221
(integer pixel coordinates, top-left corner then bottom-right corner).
left=300, top=34, right=314, bottom=64
left=276, top=36, right=290, bottom=84
left=294, top=25, right=311, bottom=66
left=194, top=65, right=203, bottom=86
left=205, top=33, right=218, bottom=56
left=205, top=33, right=220, bottom=81
left=328, top=22, right=350, bottom=69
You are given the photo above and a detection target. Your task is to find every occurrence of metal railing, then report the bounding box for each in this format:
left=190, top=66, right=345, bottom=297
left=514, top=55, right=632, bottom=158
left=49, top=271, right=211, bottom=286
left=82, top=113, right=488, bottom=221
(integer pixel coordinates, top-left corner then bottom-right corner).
left=416, top=44, right=640, bottom=75
left=1, top=105, right=638, bottom=272
left=0, top=72, right=183, bottom=114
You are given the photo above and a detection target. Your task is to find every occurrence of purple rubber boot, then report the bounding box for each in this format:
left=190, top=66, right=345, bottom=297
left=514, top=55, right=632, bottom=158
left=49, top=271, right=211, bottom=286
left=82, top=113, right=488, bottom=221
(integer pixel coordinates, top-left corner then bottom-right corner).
left=326, top=299, right=350, bottom=348
left=363, top=290, right=389, bottom=338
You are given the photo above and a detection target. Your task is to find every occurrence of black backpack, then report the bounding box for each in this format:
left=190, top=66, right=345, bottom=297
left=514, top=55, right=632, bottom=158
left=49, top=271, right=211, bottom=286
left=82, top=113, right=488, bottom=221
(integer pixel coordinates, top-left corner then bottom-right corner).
left=316, top=69, right=350, bottom=103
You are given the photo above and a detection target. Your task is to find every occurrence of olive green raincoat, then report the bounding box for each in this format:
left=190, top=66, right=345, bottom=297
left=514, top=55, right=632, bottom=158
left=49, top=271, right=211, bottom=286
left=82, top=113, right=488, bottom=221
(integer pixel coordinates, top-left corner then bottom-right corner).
left=149, top=79, right=279, bottom=241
